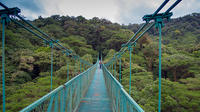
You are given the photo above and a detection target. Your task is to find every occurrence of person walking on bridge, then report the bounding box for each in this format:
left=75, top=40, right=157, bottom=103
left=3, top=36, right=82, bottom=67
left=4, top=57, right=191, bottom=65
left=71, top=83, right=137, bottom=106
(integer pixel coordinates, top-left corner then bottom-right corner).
left=99, top=60, right=102, bottom=69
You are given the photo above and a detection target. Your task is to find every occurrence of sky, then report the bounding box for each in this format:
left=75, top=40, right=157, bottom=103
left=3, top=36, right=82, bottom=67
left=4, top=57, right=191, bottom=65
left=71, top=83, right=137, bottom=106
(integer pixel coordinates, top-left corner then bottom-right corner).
left=1, top=0, right=200, bottom=24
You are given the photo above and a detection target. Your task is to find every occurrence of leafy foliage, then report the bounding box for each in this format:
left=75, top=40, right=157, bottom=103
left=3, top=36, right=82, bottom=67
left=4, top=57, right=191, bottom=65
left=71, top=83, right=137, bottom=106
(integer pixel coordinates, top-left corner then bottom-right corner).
left=0, top=13, right=200, bottom=112
left=104, top=13, right=200, bottom=112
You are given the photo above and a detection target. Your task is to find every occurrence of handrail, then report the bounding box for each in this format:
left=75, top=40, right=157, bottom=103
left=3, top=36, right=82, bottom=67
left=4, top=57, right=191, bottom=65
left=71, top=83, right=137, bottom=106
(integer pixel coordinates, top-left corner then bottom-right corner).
left=102, top=64, right=144, bottom=112
left=20, top=63, right=97, bottom=112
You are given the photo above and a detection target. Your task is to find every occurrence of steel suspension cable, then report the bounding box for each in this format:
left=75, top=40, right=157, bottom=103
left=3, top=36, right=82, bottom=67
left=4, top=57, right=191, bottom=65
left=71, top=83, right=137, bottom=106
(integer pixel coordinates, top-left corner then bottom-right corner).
left=128, top=45, right=133, bottom=95
left=1, top=16, right=6, bottom=112
left=158, top=21, right=162, bottom=112
left=50, top=42, right=54, bottom=91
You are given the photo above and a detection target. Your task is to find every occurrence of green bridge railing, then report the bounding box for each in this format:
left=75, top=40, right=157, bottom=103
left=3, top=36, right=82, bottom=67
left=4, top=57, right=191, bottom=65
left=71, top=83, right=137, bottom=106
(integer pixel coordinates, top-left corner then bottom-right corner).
left=102, top=64, right=144, bottom=112
left=20, top=63, right=97, bottom=112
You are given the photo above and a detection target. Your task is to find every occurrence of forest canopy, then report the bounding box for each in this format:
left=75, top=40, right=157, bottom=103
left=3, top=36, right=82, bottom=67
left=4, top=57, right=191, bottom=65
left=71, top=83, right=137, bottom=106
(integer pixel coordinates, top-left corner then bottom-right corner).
left=0, top=13, right=200, bottom=112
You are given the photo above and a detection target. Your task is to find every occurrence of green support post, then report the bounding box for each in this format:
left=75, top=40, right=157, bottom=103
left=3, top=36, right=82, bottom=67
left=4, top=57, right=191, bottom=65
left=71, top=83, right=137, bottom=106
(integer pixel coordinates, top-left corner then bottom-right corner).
left=112, top=62, right=113, bottom=74
left=128, top=45, right=133, bottom=95
left=73, top=59, right=75, bottom=76
left=83, top=63, right=85, bottom=72
left=143, top=7, right=175, bottom=111
left=114, top=60, right=116, bottom=78
left=50, top=41, right=54, bottom=91
left=158, top=22, right=162, bottom=112
left=75, top=58, right=77, bottom=75
left=156, top=18, right=163, bottom=112
left=119, top=55, right=122, bottom=83
left=1, top=14, right=8, bottom=112
left=67, top=62, right=69, bottom=81
left=80, top=60, right=82, bottom=73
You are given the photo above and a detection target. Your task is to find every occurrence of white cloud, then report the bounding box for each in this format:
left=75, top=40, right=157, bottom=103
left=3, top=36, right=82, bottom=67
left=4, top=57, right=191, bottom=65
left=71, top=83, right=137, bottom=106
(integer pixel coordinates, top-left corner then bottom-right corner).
left=115, top=0, right=200, bottom=24
left=38, top=0, right=119, bottom=23
left=3, top=0, right=200, bottom=24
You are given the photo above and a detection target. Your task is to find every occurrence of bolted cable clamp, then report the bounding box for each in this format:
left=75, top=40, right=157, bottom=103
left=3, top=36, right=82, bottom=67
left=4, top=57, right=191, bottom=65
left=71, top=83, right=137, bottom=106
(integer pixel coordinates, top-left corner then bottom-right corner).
left=155, top=18, right=164, bottom=28
left=1, top=14, right=10, bottom=24
left=128, top=45, right=133, bottom=51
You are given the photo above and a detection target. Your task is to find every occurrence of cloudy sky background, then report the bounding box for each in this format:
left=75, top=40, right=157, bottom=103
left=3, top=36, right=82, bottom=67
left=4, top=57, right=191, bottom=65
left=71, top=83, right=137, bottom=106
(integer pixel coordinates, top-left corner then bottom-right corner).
left=1, top=0, right=200, bottom=24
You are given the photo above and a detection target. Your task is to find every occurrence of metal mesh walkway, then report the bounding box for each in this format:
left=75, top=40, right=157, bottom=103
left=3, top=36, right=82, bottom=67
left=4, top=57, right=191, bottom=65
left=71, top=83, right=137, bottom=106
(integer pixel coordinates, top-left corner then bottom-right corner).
left=77, top=66, right=112, bottom=112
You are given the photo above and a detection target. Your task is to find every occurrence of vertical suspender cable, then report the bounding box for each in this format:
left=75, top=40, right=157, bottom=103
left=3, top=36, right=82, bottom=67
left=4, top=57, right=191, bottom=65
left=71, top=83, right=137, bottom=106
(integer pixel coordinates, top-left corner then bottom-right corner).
left=128, top=46, right=133, bottom=95
left=114, top=60, right=116, bottom=78
left=1, top=16, right=6, bottom=112
left=75, top=59, right=77, bottom=75
left=67, top=61, right=69, bottom=81
left=158, top=22, right=162, bottom=112
left=112, top=62, right=113, bottom=74
left=83, top=63, right=84, bottom=71
left=119, top=56, right=121, bottom=83
left=80, top=60, right=82, bottom=73
left=73, top=59, right=76, bottom=76
left=50, top=42, right=53, bottom=91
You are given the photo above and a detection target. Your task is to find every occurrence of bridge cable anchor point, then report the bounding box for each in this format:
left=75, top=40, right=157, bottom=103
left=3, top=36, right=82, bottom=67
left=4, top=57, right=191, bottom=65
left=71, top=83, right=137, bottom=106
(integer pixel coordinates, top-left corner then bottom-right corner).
left=133, top=42, right=137, bottom=47
left=1, top=14, right=10, bottom=24
left=128, top=45, right=133, bottom=51
left=155, top=18, right=164, bottom=28
left=49, top=39, right=59, bottom=48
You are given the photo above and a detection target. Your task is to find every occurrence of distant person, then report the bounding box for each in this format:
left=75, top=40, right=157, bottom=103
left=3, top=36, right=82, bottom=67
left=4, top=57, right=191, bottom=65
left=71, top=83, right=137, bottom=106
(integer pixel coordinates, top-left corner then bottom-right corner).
left=99, top=60, right=102, bottom=69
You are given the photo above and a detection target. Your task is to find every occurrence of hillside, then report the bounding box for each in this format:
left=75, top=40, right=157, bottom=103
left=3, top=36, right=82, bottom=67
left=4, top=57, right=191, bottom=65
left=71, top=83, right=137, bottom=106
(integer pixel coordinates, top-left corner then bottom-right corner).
left=125, top=13, right=200, bottom=51
left=0, top=13, right=199, bottom=112
left=105, top=13, right=200, bottom=112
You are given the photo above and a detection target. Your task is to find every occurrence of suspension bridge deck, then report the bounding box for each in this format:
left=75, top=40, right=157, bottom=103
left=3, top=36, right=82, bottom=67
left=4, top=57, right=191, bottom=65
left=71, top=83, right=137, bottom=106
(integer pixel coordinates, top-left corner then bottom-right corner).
left=77, top=66, right=112, bottom=112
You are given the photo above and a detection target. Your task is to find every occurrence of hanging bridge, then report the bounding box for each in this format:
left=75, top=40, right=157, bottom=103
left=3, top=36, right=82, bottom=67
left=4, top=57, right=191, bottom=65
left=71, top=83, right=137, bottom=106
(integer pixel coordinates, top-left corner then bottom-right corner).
left=0, top=0, right=182, bottom=112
